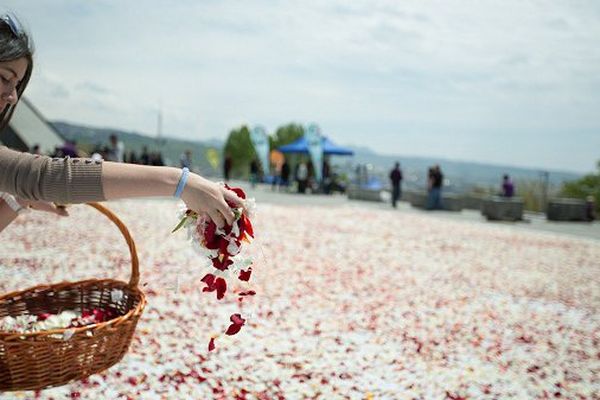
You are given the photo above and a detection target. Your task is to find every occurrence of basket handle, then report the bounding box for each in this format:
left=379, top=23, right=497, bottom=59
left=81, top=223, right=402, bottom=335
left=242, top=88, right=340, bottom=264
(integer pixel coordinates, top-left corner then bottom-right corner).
left=86, top=202, right=140, bottom=289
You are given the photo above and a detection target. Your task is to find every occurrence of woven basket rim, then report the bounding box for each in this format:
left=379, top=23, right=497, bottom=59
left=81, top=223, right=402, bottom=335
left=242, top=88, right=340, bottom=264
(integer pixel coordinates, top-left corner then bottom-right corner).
left=0, top=279, right=146, bottom=341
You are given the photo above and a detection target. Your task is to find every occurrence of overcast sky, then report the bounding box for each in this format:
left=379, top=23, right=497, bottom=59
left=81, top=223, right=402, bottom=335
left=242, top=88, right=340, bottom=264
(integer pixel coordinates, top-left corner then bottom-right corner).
left=3, top=1, right=600, bottom=173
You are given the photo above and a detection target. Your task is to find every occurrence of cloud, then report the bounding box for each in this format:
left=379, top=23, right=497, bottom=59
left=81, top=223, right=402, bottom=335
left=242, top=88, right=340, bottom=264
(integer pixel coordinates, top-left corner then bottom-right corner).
left=75, top=81, right=110, bottom=95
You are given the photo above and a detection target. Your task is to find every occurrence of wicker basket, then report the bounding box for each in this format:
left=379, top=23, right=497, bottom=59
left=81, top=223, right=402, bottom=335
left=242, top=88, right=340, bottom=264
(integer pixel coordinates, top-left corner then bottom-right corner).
left=0, top=202, right=146, bottom=391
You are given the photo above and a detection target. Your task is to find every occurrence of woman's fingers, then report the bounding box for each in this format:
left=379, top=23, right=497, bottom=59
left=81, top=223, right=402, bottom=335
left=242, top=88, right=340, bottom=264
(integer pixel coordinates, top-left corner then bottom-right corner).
left=55, top=205, right=69, bottom=216
left=27, top=200, right=69, bottom=216
left=218, top=200, right=236, bottom=226
left=207, top=209, right=226, bottom=229
left=222, top=187, right=246, bottom=212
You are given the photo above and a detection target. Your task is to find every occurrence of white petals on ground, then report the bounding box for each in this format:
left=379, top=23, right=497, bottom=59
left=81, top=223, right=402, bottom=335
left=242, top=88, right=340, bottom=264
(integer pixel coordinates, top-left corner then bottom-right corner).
left=0, top=199, right=598, bottom=399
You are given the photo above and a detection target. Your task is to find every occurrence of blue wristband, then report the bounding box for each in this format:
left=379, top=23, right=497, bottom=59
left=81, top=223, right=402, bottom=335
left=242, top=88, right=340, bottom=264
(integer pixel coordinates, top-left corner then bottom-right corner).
left=174, top=167, right=190, bottom=198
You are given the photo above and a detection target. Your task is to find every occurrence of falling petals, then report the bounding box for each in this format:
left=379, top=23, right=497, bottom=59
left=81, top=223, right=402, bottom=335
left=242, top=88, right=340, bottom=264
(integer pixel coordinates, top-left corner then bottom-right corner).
left=238, top=268, right=252, bottom=282
left=225, top=314, right=245, bottom=336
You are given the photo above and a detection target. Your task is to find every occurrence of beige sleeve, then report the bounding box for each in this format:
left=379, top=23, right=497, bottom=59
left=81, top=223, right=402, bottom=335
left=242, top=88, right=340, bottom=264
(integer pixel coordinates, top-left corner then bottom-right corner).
left=0, top=145, right=106, bottom=204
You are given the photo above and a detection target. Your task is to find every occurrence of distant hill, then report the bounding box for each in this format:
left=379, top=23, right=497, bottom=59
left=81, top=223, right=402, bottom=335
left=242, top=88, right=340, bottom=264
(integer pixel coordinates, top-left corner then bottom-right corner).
left=51, top=121, right=221, bottom=175
left=51, top=120, right=582, bottom=191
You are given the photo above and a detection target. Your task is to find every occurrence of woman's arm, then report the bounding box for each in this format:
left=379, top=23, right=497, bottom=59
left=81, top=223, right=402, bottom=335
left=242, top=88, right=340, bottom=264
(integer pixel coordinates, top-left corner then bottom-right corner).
left=1, top=146, right=242, bottom=228
left=101, top=162, right=239, bottom=227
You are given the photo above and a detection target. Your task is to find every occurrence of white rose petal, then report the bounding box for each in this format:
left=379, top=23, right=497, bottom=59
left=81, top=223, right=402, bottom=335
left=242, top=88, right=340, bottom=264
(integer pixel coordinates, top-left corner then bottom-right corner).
left=111, top=288, right=124, bottom=303
left=62, top=328, right=75, bottom=341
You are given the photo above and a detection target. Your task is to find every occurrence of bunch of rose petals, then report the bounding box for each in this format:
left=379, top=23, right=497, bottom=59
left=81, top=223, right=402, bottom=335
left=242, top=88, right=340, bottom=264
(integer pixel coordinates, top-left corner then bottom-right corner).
left=0, top=308, right=118, bottom=335
left=173, top=185, right=255, bottom=351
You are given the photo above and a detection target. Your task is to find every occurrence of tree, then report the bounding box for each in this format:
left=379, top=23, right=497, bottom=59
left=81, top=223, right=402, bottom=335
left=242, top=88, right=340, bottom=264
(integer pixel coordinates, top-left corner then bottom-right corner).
left=269, top=123, right=304, bottom=150
left=223, top=125, right=256, bottom=179
left=560, top=160, right=600, bottom=211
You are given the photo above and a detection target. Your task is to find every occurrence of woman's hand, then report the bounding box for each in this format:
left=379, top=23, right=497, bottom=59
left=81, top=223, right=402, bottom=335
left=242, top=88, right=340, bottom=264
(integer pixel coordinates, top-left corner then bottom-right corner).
left=181, top=174, right=244, bottom=228
left=16, top=198, right=69, bottom=216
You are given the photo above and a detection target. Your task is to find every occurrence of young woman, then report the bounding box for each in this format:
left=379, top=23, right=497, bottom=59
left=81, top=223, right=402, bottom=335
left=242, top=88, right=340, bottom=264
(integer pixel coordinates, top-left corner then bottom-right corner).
left=0, top=13, right=241, bottom=232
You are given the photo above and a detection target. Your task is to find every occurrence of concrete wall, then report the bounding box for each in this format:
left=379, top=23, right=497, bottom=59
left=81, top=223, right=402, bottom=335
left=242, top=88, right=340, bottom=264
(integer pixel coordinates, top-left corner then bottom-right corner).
left=481, top=197, right=524, bottom=221
left=404, top=190, right=463, bottom=211
left=547, top=198, right=588, bottom=221
left=347, top=184, right=383, bottom=202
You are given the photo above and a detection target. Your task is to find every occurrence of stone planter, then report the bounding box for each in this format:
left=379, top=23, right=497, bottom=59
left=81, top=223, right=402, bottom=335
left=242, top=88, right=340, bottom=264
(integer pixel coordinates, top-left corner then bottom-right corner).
left=405, top=191, right=428, bottom=209
left=405, top=191, right=462, bottom=211
left=347, top=184, right=383, bottom=202
left=547, top=198, right=587, bottom=221
left=481, top=196, right=523, bottom=221
left=461, top=196, right=485, bottom=211
left=442, top=194, right=463, bottom=212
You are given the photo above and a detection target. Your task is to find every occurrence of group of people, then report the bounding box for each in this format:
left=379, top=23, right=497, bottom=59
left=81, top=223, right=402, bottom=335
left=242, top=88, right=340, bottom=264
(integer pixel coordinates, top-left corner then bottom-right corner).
left=426, top=165, right=444, bottom=210
left=388, top=162, right=445, bottom=210
left=389, top=162, right=518, bottom=210
left=242, top=157, right=339, bottom=195
left=270, top=160, right=291, bottom=192
left=0, top=13, right=242, bottom=234
left=33, top=134, right=168, bottom=167
left=293, top=159, right=338, bottom=194
left=92, top=136, right=166, bottom=167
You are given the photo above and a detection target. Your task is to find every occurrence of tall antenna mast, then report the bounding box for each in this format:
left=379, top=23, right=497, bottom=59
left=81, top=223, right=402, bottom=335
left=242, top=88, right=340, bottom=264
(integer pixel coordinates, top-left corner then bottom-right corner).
left=157, top=102, right=163, bottom=141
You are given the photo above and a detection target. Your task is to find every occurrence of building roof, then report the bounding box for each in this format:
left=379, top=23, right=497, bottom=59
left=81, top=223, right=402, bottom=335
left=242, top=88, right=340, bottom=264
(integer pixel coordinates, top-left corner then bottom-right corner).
left=0, top=97, right=64, bottom=153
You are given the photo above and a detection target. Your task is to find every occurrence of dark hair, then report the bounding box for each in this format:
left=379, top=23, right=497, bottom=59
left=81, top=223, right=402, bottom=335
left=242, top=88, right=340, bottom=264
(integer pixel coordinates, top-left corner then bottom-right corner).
left=0, top=13, right=34, bottom=129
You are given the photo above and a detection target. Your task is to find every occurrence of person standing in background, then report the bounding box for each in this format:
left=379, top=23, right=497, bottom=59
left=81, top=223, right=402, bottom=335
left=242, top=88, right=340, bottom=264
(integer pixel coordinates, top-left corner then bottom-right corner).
left=501, top=174, right=515, bottom=197
left=280, top=159, right=290, bottom=191
left=180, top=149, right=193, bottom=170
left=140, top=146, right=150, bottom=165
left=296, top=161, right=309, bottom=194
left=427, top=164, right=444, bottom=210
left=106, top=134, right=124, bottom=162
left=249, top=159, right=259, bottom=188
left=224, top=156, right=232, bottom=181
left=389, top=162, right=403, bottom=208
left=585, top=195, right=596, bottom=222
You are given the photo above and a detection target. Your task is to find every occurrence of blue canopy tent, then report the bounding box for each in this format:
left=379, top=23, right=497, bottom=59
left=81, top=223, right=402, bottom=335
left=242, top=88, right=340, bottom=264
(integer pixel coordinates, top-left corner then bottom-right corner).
left=277, top=136, right=354, bottom=156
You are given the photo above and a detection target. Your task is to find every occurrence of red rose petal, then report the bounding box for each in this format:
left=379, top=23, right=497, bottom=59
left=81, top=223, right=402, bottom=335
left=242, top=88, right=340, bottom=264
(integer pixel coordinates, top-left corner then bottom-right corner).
left=208, top=337, right=216, bottom=352
left=215, top=277, right=227, bottom=300
left=241, top=214, right=254, bottom=238
left=37, top=313, right=52, bottom=321
left=225, top=184, right=246, bottom=199
left=225, top=313, right=246, bottom=335
left=211, top=256, right=233, bottom=271
left=201, top=273, right=216, bottom=292
left=238, top=268, right=252, bottom=281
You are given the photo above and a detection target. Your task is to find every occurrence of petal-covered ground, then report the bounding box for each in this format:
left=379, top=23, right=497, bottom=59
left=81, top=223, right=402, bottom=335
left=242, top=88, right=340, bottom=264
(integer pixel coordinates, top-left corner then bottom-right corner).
left=1, top=199, right=599, bottom=399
